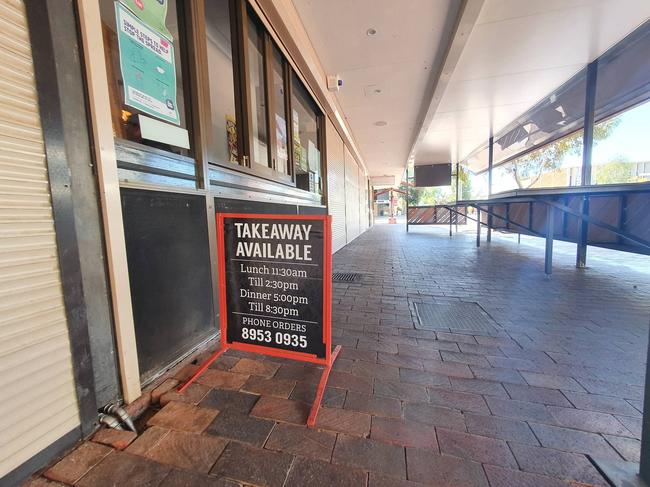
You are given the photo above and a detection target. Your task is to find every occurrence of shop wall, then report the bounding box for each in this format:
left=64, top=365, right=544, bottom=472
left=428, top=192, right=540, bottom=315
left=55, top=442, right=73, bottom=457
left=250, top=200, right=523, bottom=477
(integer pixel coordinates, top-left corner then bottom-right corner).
left=326, top=116, right=372, bottom=253
left=120, top=189, right=215, bottom=385
left=325, top=119, right=347, bottom=252
left=358, top=166, right=369, bottom=231
left=344, top=146, right=361, bottom=243
left=0, top=0, right=80, bottom=479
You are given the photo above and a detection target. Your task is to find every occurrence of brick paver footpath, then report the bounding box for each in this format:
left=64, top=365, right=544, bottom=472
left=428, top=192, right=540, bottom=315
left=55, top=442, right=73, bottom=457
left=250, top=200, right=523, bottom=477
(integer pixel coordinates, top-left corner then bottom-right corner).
left=27, top=224, right=649, bottom=486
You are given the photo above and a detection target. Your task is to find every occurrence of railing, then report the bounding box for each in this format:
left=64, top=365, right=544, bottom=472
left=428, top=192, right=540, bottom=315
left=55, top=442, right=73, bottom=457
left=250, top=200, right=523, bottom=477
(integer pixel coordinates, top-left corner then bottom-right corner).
left=407, top=205, right=467, bottom=225
left=407, top=183, right=650, bottom=275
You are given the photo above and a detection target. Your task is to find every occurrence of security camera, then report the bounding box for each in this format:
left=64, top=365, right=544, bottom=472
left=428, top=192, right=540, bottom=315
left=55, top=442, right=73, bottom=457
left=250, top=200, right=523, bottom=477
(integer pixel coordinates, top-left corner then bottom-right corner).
left=327, top=75, right=343, bottom=92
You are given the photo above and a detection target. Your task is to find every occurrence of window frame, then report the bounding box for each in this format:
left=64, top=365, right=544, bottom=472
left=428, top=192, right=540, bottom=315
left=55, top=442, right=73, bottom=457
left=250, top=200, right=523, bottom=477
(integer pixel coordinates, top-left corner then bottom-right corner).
left=202, top=0, right=329, bottom=191
left=290, top=71, right=325, bottom=195
left=100, top=0, right=330, bottom=201
left=266, top=39, right=293, bottom=179
left=102, top=0, right=195, bottom=159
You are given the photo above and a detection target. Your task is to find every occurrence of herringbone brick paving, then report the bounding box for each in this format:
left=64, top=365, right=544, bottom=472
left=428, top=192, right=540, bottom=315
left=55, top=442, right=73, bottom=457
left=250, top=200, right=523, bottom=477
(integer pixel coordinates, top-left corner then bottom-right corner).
left=30, top=224, right=649, bottom=486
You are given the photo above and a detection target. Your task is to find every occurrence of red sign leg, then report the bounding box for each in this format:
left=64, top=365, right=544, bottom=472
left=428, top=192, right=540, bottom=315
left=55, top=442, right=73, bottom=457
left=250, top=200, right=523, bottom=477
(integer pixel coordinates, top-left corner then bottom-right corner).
left=177, top=347, right=228, bottom=393
left=307, top=345, right=342, bottom=427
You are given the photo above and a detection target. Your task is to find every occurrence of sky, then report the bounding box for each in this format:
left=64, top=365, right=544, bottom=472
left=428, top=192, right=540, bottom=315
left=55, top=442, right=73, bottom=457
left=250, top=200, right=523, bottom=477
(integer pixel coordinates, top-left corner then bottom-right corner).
left=563, top=101, right=650, bottom=167
left=591, top=101, right=650, bottom=166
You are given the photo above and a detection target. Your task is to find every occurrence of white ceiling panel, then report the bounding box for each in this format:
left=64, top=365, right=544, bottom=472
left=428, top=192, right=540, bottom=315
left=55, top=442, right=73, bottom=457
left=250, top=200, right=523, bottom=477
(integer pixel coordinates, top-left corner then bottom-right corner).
left=414, top=0, right=650, bottom=168
left=292, top=0, right=457, bottom=181
left=291, top=0, right=650, bottom=184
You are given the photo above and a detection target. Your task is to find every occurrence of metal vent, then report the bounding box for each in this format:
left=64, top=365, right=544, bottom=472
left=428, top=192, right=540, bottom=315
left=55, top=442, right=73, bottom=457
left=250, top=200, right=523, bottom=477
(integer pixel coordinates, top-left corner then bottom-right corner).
left=332, top=272, right=361, bottom=282
left=414, top=301, right=498, bottom=334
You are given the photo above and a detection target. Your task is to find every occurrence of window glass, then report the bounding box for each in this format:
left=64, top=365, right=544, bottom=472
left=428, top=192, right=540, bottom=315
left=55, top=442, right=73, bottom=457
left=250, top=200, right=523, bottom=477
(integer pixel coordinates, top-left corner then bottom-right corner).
left=205, top=0, right=238, bottom=164
left=99, top=0, right=189, bottom=155
left=291, top=74, right=320, bottom=193
left=594, top=25, right=650, bottom=128
left=247, top=16, right=269, bottom=169
left=490, top=73, right=586, bottom=167
left=591, top=101, right=650, bottom=185
left=491, top=130, right=584, bottom=193
left=272, top=47, right=289, bottom=175
left=459, top=166, right=489, bottom=200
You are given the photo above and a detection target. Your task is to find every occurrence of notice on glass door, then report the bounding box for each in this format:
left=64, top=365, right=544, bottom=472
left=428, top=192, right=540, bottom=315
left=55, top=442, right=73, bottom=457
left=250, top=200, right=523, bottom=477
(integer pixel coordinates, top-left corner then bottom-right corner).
left=217, top=214, right=331, bottom=362
left=115, top=1, right=180, bottom=125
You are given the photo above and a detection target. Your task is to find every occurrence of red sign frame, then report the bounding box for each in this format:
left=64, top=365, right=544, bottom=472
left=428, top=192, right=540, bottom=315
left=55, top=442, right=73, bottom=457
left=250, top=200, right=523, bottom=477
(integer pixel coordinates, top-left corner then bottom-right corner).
left=179, top=212, right=339, bottom=426
left=215, top=212, right=333, bottom=366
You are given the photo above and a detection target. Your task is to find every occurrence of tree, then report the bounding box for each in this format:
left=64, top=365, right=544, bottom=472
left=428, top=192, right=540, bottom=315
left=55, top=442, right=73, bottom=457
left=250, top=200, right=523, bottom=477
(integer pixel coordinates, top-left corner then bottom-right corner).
left=456, top=166, right=472, bottom=200
left=399, top=166, right=472, bottom=206
left=398, top=180, right=417, bottom=206
left=592, top=159, right=640, bottom=185
left=504, top=119, right=620, bottom=188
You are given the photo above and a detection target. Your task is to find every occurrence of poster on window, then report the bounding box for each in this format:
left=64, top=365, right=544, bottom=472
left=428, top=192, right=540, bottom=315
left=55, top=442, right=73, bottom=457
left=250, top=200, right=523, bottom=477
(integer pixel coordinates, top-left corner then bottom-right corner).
left=307, top=140, right=320, bottom=175
left=226, top=115, right=238, bottom=163
left=115, top=1, right=180, bottom=125
left=275, top=114, right=288, bottom=165
left=119, top=0, right=172, bottom=42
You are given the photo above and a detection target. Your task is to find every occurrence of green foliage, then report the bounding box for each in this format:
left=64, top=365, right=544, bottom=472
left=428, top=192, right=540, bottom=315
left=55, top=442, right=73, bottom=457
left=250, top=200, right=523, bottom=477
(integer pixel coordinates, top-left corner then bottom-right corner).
left=457, top=166, right=472, bottom=200
left=402, top=179, right=456, bottom=206
left=592, top=159, right=642, bottom=184
left=415, top=186, right=451, bottom=205
left=398, top=180, right=416, bottom=206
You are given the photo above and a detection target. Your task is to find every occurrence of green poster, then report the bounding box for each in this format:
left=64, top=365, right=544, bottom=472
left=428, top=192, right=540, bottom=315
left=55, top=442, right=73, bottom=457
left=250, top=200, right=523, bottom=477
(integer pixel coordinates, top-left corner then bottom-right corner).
left=115, top=2, right=180, bottom=125
left=120, top=0, right=171, bottom=40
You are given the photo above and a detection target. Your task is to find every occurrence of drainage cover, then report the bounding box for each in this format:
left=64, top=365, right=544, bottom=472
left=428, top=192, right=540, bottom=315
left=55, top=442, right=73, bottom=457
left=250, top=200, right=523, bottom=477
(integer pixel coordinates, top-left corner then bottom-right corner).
left=414, top=301, right=498, bottom=334
left=332, top=272, right=361, bottom=282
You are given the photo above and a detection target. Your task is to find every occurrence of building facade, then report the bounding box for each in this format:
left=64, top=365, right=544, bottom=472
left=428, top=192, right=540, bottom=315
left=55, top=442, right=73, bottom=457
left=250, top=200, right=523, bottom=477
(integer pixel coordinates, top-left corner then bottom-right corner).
left=0, top=0, right=372, bottom=483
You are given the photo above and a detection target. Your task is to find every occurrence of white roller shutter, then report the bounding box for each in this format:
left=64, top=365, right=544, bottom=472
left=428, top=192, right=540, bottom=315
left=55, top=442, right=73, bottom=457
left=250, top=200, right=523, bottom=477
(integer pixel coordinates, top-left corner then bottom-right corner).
left=0, top=0, right=80, bottom=477
left=358, top=167, right=368, bottom=233
left=363, top=176, right=370, bottom=230
left=325, top=120, right=346, bottom=252
left=344, top=147, right=360, bottom=242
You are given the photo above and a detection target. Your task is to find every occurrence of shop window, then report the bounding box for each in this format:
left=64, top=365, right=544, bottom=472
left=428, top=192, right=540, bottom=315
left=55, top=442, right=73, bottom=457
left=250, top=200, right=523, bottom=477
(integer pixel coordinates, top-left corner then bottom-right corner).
left=246, top=14, right=269, bottom=170
left=271, top=46, right=289, bottom=175
left=100, top=0, right=191, bottom=156
left=291, top=74, right=321, bottom=194
left=204, top=0, right=238, bottom=165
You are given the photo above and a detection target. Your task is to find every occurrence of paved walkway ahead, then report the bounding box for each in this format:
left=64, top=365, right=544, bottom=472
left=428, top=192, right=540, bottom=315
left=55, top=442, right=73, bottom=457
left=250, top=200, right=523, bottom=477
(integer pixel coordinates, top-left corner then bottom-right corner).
left=32, top=224, right=649, bottom=486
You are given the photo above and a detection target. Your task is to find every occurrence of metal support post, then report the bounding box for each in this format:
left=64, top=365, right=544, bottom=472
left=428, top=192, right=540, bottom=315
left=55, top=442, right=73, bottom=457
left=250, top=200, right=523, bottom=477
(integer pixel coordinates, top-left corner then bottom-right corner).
left=487, top=136, right=493, bottom=242
left=406, top=167, right=410, bottom=232
left=406, top=190, right=409, bottom=233
left=476, top=206, right=481, bottom=247
left=577, top=60, right=597, bottom=268
left=576, top=196, right=589, bottom=268
left=455, top=162, right=460, bottom=232
left=545, top=204, right=554, bottom=276
left=640, top=325, right=650, bottom=483
left=486, top=211, right=492, bottom=241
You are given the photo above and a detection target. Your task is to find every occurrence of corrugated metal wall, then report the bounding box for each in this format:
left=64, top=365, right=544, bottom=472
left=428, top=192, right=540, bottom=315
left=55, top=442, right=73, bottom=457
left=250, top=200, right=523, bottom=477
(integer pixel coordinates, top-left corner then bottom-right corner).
left=344, top=146, right=360, bottom=242
left=0, top=0, right=80, bottom=477
left=326, top=120, right=347, bottom=252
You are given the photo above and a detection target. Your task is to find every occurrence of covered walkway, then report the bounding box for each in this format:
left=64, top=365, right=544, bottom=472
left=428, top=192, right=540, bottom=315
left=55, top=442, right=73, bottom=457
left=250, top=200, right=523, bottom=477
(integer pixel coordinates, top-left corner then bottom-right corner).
left=33, top=225, right=649, bottom=486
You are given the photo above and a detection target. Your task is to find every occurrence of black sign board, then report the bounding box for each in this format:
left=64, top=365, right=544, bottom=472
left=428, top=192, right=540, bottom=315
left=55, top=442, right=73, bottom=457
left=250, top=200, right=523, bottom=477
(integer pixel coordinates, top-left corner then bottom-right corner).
left=216, top=213, right=332, bottom=364
left=414, top=163, right=452, bottom=187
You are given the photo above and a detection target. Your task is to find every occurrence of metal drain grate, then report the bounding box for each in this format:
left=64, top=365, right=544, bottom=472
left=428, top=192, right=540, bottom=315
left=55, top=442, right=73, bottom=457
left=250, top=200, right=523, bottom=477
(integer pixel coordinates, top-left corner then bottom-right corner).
left=332, top=272, right=361, bottom=282
left=414, top=301, right=498, bottom=334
